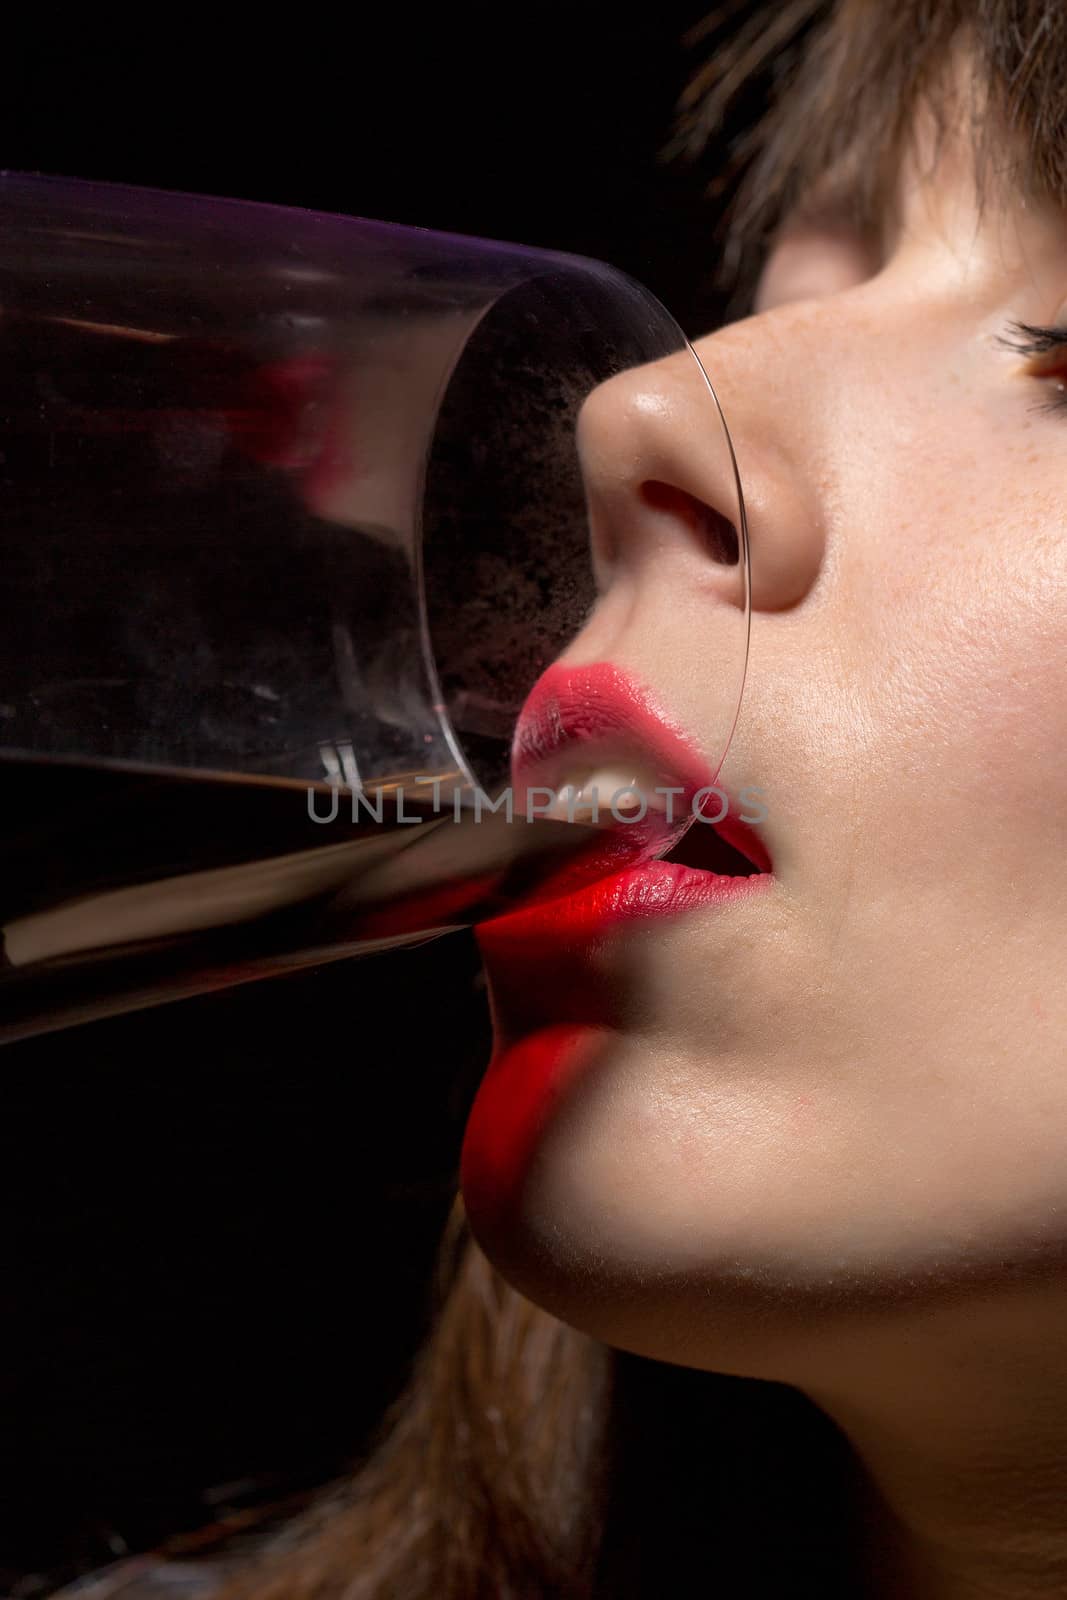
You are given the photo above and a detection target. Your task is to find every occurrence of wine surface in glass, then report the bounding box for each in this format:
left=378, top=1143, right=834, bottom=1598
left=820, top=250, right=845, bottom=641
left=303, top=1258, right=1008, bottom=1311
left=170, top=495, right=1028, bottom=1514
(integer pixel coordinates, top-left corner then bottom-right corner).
left=0, top=754, right=594, bottom=1044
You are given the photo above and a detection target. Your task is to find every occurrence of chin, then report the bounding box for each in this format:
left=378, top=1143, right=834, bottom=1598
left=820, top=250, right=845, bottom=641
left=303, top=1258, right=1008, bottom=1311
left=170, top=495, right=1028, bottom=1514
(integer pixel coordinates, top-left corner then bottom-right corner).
left=457, top=1021, right=821, bottom=1379
left=459, top=1018, right=1061, bottom=1386
left=459, top=1170, right=808, bottom=1381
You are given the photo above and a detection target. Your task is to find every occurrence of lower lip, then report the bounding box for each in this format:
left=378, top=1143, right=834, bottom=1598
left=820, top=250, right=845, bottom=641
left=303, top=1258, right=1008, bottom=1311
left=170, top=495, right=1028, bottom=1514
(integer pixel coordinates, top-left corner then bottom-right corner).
left=477, top=859, right=770, bottom=953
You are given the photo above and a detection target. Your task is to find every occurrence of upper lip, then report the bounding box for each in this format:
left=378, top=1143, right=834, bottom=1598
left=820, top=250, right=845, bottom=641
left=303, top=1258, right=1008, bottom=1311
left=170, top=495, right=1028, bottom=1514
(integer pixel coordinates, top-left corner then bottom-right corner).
left=510, top=660, right=770, bottom=874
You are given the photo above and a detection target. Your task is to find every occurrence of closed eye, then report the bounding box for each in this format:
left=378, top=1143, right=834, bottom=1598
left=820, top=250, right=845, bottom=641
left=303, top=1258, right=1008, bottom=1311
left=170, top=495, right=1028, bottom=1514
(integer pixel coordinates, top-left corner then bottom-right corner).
left=997, top=321, right=1067, bottom=415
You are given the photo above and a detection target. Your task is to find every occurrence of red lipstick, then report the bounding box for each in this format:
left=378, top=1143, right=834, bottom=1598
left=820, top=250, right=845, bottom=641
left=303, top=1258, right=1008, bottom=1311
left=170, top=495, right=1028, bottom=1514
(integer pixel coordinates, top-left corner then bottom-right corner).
left=462, top=664, right=771, bottom=1206
left=480, top=660, right=771, bottom=948
left=511, top=660, right=713, bottom=813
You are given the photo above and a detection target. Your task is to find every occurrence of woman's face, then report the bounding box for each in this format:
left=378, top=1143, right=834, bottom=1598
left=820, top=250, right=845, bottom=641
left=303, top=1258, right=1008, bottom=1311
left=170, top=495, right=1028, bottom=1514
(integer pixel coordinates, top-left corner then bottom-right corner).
left=460, top=89, right=1067, bottom=1378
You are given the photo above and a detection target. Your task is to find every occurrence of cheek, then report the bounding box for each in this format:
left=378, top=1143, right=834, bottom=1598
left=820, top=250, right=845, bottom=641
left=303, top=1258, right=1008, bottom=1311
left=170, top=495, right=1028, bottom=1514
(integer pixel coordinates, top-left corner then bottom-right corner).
left=818, top=382, right=1067, bottom=887
left=805, top=440, right=1067, bottom=1123
left=869, top=491, right=1067, bottom=864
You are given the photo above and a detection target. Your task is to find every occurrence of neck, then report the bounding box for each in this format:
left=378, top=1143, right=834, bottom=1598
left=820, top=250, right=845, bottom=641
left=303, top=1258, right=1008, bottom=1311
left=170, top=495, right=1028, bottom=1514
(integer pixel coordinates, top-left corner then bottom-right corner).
left=800, top=1280, right=1067, bottom=1599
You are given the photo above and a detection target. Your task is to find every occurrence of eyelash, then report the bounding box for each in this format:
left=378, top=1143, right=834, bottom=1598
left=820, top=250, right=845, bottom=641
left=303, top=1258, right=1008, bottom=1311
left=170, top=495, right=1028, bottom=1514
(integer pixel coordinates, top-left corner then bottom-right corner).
left=998, top=321, right=1067, bottom=415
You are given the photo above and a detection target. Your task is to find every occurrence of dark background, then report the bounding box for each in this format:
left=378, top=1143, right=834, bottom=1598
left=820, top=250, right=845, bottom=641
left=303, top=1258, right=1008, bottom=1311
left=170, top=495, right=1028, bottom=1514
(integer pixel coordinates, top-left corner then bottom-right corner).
left=1, top=12, right=742, bottom=1592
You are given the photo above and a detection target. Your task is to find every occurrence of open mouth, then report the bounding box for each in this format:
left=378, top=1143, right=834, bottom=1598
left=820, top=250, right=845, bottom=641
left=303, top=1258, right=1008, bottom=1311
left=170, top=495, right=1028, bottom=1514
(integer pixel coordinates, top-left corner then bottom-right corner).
left=508, top=659, right=775, bottom=897
left=659, top=817, right=766, bottom=877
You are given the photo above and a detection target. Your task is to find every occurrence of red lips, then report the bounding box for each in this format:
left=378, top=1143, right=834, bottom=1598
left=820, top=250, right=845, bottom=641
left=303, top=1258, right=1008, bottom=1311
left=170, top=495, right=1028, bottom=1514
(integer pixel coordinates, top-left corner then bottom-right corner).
left=477, top=660, right=770, bottom=935
left=463, top=664, right=770, bottom=1208
left=511, top=660, right=715, bottom=808
left=497, top=661, right=707, bottom=908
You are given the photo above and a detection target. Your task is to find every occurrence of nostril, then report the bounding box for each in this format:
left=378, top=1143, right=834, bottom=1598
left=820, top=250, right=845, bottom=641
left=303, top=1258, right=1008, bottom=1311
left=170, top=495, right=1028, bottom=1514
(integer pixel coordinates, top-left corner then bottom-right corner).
left=639, top=481, right=739, bottom=566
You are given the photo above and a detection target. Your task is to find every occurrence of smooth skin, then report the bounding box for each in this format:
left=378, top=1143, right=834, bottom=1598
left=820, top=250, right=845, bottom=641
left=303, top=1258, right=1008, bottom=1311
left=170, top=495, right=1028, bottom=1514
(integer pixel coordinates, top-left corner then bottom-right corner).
left=464, top=58, right=1067, bottom=1600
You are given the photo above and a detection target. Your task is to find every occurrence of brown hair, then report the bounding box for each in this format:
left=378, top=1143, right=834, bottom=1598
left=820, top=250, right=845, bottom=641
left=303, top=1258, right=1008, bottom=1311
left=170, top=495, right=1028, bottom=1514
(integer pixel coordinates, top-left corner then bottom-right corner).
left=663, top=0, right=1067, bottom=312
left=214, top=1198, right=862, bottom=1598
left=215, top=5, right=1067, bottom=1595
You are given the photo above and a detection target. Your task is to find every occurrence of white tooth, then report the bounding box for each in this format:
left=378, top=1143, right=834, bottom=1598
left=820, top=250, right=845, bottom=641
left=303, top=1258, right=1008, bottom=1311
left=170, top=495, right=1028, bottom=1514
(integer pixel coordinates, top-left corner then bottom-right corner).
left=541, top=782, right=585, bottom=821
left=540, top=761, right=673, bottom=822
left=577, top=766, right=666, bottom=816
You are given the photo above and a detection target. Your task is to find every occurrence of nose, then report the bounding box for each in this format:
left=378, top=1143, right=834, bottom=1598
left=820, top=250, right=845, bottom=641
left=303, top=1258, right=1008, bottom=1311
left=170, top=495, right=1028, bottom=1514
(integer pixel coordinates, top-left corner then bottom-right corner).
left=575, top=326, right=826, bottom=615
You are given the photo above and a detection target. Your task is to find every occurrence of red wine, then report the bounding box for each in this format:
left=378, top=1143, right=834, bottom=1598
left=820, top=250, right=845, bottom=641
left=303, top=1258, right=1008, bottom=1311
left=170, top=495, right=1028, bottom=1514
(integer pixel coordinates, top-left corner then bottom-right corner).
left=0, top=753, right=598, bottom=1044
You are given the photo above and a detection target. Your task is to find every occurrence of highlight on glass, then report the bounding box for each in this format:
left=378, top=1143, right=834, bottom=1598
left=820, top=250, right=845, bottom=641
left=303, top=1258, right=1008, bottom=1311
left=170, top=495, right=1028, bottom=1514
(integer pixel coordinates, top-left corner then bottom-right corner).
left=0, top=172, right=749, bottom=1041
